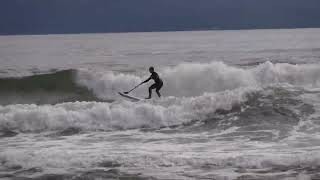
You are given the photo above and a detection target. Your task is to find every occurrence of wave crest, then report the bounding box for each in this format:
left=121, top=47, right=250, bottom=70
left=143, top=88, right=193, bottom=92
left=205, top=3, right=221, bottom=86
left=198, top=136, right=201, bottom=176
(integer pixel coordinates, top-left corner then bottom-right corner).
left=0, top=87, right=254, bottom=133
left=77, top=61, right=320, bottom=100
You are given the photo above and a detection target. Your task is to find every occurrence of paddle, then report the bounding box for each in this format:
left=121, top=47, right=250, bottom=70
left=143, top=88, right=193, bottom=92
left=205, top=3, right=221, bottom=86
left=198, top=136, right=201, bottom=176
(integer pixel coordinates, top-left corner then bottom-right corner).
left=123, top=83, right=142, bottom=94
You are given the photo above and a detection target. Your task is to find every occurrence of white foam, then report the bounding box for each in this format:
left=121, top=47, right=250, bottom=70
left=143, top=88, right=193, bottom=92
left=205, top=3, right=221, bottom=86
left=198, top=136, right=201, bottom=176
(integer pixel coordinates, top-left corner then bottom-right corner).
left=252, top=61, right=320, bottom=87
left=76, top=61, right=320, bottom=100
left=3, top=61, right=320, bottom=132
left=76, top=70, right=143, bottom=100
left=0, top=87, right=255, bottom=132
left=2, top=131, right=319, bottom=179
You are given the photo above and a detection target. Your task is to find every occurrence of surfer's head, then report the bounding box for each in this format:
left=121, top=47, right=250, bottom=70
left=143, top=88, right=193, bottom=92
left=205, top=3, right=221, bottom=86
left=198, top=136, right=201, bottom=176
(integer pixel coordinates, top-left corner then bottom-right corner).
left=149, top=66, right=154, bottom=73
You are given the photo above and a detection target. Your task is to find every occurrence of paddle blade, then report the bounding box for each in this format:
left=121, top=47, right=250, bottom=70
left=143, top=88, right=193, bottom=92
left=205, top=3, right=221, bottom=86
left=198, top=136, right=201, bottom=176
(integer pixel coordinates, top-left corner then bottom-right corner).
left=123, top=92, right=129, bottom=94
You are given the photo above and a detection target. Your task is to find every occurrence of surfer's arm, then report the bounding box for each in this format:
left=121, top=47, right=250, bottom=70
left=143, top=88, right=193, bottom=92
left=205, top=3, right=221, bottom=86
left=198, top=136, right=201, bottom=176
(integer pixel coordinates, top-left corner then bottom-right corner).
left=142, top=76, right=151, bottom=84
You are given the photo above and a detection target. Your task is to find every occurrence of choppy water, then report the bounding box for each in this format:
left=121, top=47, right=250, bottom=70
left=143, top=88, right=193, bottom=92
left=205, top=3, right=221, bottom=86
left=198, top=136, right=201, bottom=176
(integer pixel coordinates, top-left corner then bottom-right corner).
left=1, top=29, right=320, bottom=180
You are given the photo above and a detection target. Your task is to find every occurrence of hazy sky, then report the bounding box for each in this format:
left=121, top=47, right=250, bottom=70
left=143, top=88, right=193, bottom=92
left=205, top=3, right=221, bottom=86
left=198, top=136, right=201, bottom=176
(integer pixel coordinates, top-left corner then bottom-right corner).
left=1, top=0, right=320, bottom=35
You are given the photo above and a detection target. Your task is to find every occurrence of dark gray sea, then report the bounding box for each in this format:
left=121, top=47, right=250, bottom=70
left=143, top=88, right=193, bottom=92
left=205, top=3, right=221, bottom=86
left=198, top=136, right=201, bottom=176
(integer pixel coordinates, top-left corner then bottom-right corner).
left=1, top=28, right=320, bottom=180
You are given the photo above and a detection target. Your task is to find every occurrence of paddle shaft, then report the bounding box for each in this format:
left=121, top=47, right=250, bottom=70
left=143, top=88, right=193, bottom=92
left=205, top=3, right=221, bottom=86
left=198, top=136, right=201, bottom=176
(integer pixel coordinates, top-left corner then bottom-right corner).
left=125, top=83, right=142, bottom=94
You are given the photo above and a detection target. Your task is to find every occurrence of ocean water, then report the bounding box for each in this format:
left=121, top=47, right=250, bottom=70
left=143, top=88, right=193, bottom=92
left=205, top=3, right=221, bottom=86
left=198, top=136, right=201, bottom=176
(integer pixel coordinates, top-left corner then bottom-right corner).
left=1, top=28, right=320, bottom=180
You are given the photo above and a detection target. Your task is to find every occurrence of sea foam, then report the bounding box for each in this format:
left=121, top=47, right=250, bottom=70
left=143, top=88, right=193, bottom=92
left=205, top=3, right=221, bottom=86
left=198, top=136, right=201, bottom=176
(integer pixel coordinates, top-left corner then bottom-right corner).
left=1, top=61, right=320, bottom=132
left=0, top=87, right=254, bottom=132
left=77, top=61, right=320, bottom=99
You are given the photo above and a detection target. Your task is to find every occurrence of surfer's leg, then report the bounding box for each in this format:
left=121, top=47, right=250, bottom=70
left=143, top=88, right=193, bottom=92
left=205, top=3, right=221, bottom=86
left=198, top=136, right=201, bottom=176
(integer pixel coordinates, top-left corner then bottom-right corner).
left=147, top=84, right=157, bottom=99
left=156, top=90, right=161, bottom=97
left=146, top=88, right=152, bottom=99
left=156, top=82, right=163, bottom=97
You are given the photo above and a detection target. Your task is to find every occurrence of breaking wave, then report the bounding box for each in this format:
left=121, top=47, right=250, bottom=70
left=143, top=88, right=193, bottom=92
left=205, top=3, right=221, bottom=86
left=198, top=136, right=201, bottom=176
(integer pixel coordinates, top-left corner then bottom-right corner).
left=0, top=61, right=320, bottom=133
left=77, top=61, right=320, bottom=99
left=0, top=87, right=255, bottom=133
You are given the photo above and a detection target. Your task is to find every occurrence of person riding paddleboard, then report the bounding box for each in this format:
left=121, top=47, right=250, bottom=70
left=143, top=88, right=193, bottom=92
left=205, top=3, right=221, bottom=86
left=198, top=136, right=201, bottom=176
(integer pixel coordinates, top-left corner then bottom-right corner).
left=141, top=66, right=163, bottom=99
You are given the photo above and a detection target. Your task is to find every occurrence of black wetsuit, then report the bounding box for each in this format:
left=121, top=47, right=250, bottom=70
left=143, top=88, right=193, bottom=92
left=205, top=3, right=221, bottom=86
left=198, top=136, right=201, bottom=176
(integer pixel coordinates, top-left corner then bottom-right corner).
left=149, top=72, right=163, bottom=90
left=143, top=72, right=163, bottom=91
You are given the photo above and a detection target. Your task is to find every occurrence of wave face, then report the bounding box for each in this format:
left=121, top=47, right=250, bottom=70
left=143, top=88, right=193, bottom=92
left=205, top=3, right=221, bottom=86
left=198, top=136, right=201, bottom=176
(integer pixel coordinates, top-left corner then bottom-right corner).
left=0, top=70, right=98, bottom=105
left=1, top=61, right=320, bottom=105
left=77, top=61, right=320, bottom=99
left=0, top=61, right=320, bottom=133
left=0, top=87, right=254, bottom=133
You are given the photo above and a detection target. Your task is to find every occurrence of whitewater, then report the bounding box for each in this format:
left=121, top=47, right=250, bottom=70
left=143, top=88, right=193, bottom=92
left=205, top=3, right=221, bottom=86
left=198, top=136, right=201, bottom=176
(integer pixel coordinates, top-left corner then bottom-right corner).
left=1, top=28, right=320, bottom=180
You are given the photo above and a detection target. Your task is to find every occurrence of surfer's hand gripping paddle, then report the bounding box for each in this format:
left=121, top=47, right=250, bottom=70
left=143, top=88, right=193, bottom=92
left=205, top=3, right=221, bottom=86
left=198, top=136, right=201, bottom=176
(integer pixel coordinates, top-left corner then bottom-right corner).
left=123, top=83, right=143, bottom=94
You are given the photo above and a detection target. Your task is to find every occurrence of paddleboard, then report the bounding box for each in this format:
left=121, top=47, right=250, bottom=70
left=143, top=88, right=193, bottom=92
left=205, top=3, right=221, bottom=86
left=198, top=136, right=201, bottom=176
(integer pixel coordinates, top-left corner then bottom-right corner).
left=118, top=92, right=141, bottom=102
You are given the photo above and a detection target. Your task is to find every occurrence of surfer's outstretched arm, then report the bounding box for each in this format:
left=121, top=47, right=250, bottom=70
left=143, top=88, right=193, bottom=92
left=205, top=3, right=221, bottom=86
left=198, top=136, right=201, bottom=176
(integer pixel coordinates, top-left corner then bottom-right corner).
left=142, top=76, right=151, bottom=84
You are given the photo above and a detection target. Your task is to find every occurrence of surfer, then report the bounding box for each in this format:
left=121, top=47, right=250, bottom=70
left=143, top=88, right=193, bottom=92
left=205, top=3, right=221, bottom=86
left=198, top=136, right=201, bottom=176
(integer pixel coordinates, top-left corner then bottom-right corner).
left=141, top=66, right=163, bottom=99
